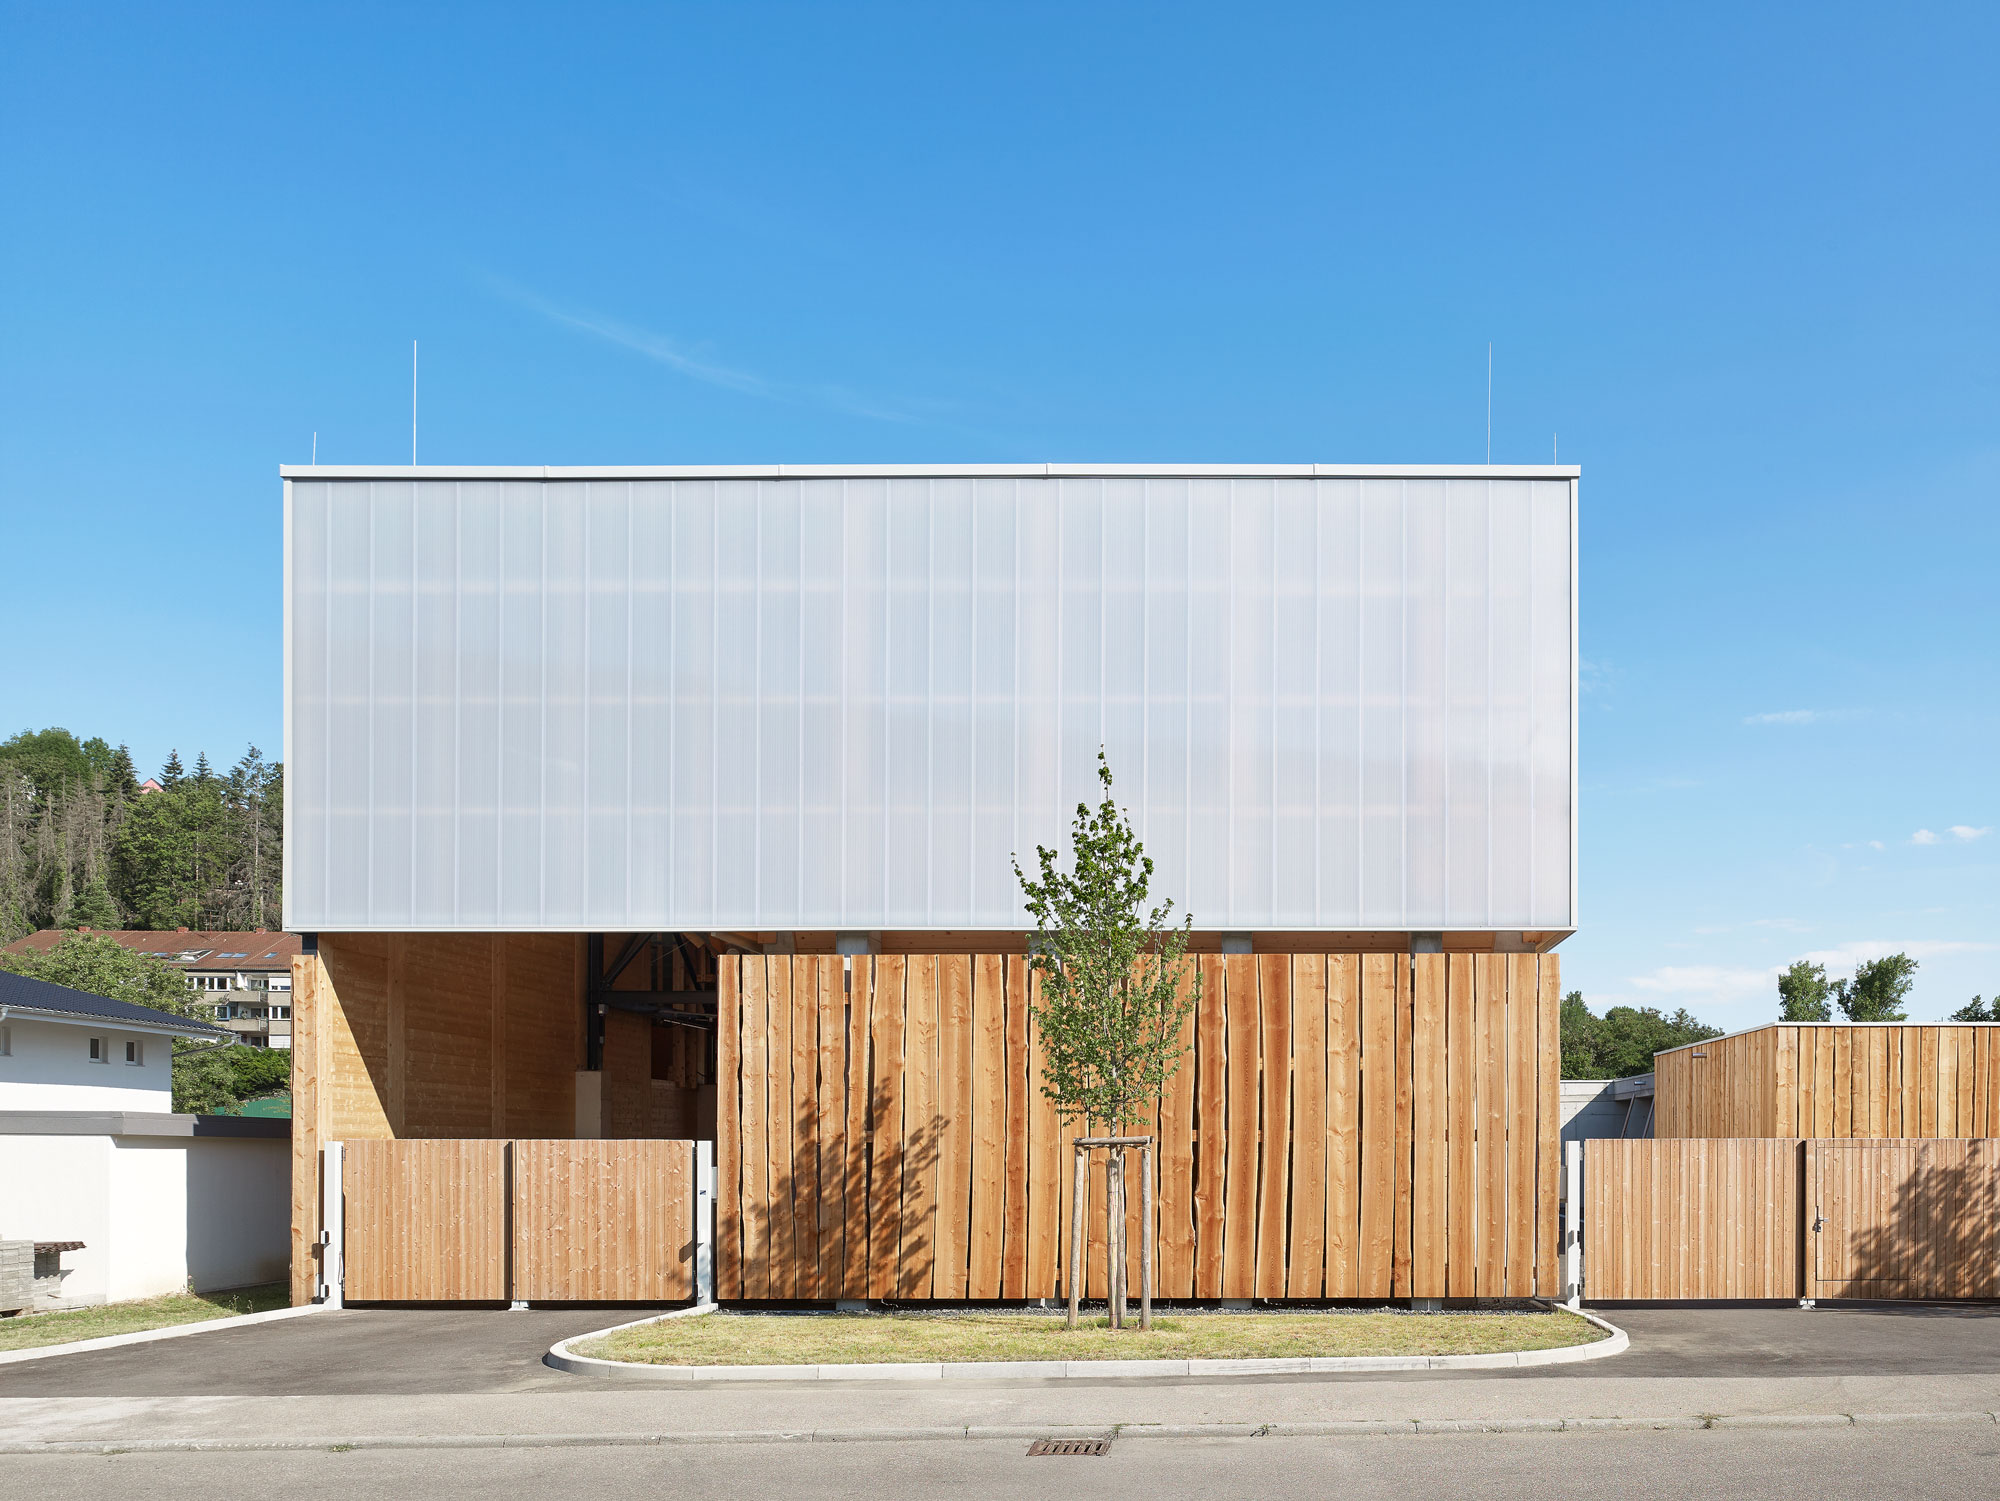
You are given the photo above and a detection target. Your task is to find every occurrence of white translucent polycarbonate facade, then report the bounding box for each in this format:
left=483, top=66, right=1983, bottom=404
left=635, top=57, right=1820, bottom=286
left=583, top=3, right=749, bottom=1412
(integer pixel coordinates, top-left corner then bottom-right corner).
left=284, top=469, right=1575, bottom=934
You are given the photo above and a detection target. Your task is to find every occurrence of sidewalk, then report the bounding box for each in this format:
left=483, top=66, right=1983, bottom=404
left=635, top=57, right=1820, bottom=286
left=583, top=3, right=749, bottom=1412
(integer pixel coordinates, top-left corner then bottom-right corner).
left=8, top=1370, right=2000, bottom=1452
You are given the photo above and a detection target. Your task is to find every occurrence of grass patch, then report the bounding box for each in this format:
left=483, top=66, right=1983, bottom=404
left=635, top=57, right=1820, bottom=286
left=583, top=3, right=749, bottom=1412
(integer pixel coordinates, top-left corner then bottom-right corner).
left=582, top=1307, right=1608, bottom=1367
left=0, top=1283, right=290, bottom=1353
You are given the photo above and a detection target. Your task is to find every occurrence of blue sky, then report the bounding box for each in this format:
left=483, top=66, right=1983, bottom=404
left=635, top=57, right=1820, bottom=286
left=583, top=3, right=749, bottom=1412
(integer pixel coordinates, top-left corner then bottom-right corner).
left=2, top=3, right=1993, bottom=1024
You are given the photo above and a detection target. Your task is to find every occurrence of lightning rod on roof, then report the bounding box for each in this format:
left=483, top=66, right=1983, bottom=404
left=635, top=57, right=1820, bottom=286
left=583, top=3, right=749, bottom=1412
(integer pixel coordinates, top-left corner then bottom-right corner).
left=411, top=340, right=418, bottom=466
left=1486, top=342, right=1493, bottom=464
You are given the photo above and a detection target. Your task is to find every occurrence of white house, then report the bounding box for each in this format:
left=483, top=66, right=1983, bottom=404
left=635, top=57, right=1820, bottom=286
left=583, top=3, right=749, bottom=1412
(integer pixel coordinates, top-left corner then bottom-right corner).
left=0, top=969, right=290, bottom=1309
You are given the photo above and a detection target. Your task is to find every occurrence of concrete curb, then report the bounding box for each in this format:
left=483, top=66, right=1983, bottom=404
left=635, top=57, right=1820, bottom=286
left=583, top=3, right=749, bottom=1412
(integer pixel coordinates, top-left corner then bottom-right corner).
left=2, top=1410, right=1994, bottom=1455
left=0, top=1301, right=326, bottom=1368
left=544, top=1304, right=1627, bottom=1384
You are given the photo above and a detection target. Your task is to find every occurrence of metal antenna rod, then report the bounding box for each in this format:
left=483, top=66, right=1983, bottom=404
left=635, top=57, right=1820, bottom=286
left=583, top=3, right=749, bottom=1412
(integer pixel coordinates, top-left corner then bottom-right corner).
left=411, top=340, right=418, bottom=465
left=1486, top=342, right=1492, bottom=464
left=312, top=431, right=317, bottom=464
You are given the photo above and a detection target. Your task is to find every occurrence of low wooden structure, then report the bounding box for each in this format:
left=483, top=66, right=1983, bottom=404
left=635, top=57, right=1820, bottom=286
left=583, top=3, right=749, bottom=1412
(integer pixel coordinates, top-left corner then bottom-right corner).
left=1584, top=1136, right=2000, bottom=1301
left=1654, top=1024, right=2000, bottom=1140
left=718, top=951, right=1566, bottom=1302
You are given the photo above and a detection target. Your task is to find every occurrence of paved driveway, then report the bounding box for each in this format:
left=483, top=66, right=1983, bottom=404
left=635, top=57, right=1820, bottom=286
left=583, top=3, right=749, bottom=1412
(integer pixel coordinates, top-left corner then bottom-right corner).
left=2, top=1302, right=1998, bottom=1398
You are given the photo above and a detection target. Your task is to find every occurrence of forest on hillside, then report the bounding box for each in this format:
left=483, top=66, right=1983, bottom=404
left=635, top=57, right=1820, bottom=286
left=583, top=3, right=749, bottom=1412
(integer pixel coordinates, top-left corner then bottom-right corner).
left=0, top=727, right=281, bottom=942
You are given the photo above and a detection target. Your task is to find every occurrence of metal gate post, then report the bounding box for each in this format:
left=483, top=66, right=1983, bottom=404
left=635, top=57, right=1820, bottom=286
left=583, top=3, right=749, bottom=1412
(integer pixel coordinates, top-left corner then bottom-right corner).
left=316, top=1140, right=345, bottom=1308
left=695, top=1140, right=716, bottom=1306
left=1562, top=1140, right=1582, bottom=1309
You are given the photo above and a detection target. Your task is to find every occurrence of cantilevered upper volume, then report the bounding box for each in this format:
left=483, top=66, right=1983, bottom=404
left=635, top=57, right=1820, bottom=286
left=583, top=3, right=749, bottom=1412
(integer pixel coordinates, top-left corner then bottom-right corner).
left=282, top=464, right=1578, bottom=940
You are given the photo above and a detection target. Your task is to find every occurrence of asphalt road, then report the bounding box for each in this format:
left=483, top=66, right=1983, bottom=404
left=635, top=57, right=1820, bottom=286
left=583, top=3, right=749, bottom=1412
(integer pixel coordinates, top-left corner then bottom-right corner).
left=4, top=1425, right=1998, bottom=1500
left=3, top=1301, right=1998, bottom=1398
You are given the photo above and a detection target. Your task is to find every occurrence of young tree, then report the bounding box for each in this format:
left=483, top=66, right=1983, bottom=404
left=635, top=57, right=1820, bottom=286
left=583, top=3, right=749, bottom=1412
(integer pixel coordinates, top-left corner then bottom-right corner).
left=1950, top=996, right=1994, bottom=1022
left=1778, top=960, right=1832, bottom=1022
left=159, top=751, right=185, bottom=790
left=1833, top=953, right=1916, bottom=1022
left=1559, top=992, right=1720, bottom=1078
left=1014, top=751, right=1198, bottom=1329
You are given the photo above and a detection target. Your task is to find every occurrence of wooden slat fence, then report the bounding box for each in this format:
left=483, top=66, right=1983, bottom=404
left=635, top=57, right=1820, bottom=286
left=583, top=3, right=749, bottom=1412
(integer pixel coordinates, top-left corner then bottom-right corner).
left=512, top=1140, right=697, bottom=1301
left=343, top=1139, right=509, bottom=1301
left=1581, top=1139, right=1802, bottom=1300
left=341, top=1138, right=701, bottom=1302
left=718, top=951, right=1563, bottom=1302
left=1582, top=1138, right=2000, bottom=1301
left=1810, top=1139, right=2000, bottom=1300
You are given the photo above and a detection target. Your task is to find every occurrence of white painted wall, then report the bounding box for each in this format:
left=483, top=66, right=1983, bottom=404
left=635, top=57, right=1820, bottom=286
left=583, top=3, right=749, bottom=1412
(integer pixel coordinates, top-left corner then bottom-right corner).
left=0, top=1016, right=173, bottom=1112
left=0, top=1131, right=290, bottom=1305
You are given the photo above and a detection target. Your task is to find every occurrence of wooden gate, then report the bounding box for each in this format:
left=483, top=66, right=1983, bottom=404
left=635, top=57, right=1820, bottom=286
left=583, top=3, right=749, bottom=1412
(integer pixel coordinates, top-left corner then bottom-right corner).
left=343, top=1140, right=509, bottom=1301
left=339, top=1139, right=704, bottom=1302
left=1809, top=1139, right=2000, bottom=1299
left=1581, top=1139, right=1802, bottom=1299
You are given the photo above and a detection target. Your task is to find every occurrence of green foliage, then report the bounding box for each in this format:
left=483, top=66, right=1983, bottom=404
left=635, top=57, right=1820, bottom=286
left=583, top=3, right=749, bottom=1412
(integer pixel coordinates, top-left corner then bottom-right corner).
left=1778, top=960, right=1832, bottom=1021
left=172, top=1045, right=291, bottom=1116
left=1832, top=953, right=1916, bottom=1022
left=1950, top=995, right=1992, bottom=1022
left=1015, top=751, right=1200, bottom=1131
left=1559, top=990, right=1721, bottom=1079
left=111, top=779, right=239, bottom=929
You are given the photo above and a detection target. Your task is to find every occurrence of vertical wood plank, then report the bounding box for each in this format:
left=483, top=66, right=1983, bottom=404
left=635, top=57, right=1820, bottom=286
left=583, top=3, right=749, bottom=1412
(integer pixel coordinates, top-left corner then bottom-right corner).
left=1194, top=953, right=1229, bottom=1298
left=841, top=956, right=874, bottom=1298
left=866, top=955, right=906, bottom=1299
left=1324, top=953, right=1361, bottom=1298
left=1221, top=954, right=1260, bottom=1297
left=1409, top=952, right=1447, bottom=1298
left=1474, top=955, right=1507, bottom=1298
left=898, top=956, right=940, bottom=1298
left=1444, top=953, right=1476, bottom=1296
left=1028, top=964, right=1064, bottom=1300
left=1505, top=953, right=1537, bottom=1297
left=1357, top=953, right=1398, bottom=1298
left=740, top=957, right=768, bottom=1300
left=933, top=956, right=973, bottom=1300
left=717, top=956, right=741, bottom=1299
left=1255, top=954, right=1292, bottom=1299
left=967, top=954, right=1006, bottom=1299
left=1286, top=954, right=1328, bottom=1299
left=1535, top=952, right=1561, bottom=1297
left=1159, top=958, right=1200, bottom=1299
left=1391, top=955, right=1415, bottom=1297
left=790, top=956, right=821, bottom=1298
left=1000, top=955, right=1032, bottom=1298
left=815, top=955, right=847, bottom=1299
left=765, top=956, right=797, bottom=1300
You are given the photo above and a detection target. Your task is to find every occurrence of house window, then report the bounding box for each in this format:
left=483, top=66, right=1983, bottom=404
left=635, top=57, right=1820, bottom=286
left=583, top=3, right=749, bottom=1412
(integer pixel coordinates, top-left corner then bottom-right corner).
left=126, top=1039, right=144, bottom=1066
left=272, top=1006, right=290, bottom=1020
left=191, top=975, right=233, bottom=992
left=88, top=1037, right=108, bottom=1063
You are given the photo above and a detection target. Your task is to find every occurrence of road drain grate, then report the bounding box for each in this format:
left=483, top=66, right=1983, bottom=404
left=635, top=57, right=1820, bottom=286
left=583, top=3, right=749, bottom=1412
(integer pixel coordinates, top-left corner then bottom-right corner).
left=1027, top=1439, right=1111, bottom=1457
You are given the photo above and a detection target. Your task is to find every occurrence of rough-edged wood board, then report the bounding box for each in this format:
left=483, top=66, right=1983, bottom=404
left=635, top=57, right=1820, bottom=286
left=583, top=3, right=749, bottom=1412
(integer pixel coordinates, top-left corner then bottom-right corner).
left=790, top=956, right=822, bottom=1298
left=1159, top=958, right=1200, bottom=1298
left=1193, top=953, right=1229, bottom=1298
left=1324, top=954, right=1360, bottom=1298
left=866, top=955, right=907, bottom=1299
left=1221, top=954, right=1260, bottom=1298
left=1000, top=956, right=1032, bottom=1299
left=840, top=955, right=874, bottom=1299
left=288, top=955, right=323, bottom=1305
left=814, top=955, right=847, bottom=1299
left=765, top=957, right=797, bottom=1299
left=1027, top=968, right=1065, bottom=1300
left=1285, top=954, right=1327, bottom=1299
left=967, top=955, right=1006, bottom=1297
left=898, top=956, right=941, bottom=1298
left=1408, top=953, right=1446, bottom=1298
left=1391, top=955, right=1414, bottom=1297
left=1444, top=953, right=1476, bottom=1298
left=718, top=956, right=742, bottom=1299
left=1474, top=955, right=1507, bottom=1297
left=1505, top=954, right=1537, bottom=1298
left=933, top=955, right=973, bottom=1300
left=740, top=957, right=769, bottom=1300
left=1254, top=954, right=1292, bottom=1298
left=1356, top=954, right=1397, bottom=1298
left=1535, top=953, right=1561, bottom=1297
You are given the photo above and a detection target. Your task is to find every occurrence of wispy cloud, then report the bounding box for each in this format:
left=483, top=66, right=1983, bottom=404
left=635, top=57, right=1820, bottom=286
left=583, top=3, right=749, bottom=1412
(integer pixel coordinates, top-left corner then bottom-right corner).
left=1743, top=708, right=1867, bottom=726
left=1630, top=965, right=1775, bottom=1004
left=1796, top=939, right=2000, bottom=975
left=482, top=273, right=938, bottom=425
left=1911, top=829, right=1940, bottom=845
left=1949, top=825, right=1992, bottom=842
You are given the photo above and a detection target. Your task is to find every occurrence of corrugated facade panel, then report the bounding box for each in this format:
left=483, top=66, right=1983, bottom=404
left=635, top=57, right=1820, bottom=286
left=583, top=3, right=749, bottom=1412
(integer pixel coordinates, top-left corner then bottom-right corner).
left=285, top=474, right=1575, bottom=932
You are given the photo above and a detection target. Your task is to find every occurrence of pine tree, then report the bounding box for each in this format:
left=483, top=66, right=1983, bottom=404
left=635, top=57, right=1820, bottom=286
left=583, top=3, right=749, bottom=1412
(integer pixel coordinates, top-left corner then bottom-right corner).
left=108, top=745, right=140, bottom=802
left=193, top=751, right=214, bottom=784
left=160, top=751, right=185, bottom=789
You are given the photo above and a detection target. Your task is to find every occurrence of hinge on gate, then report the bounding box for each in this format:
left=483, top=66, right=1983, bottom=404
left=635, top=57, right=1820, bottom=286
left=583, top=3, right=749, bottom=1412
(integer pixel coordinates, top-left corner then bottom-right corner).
left=1812, top=1213, right=1825, bottom=1233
